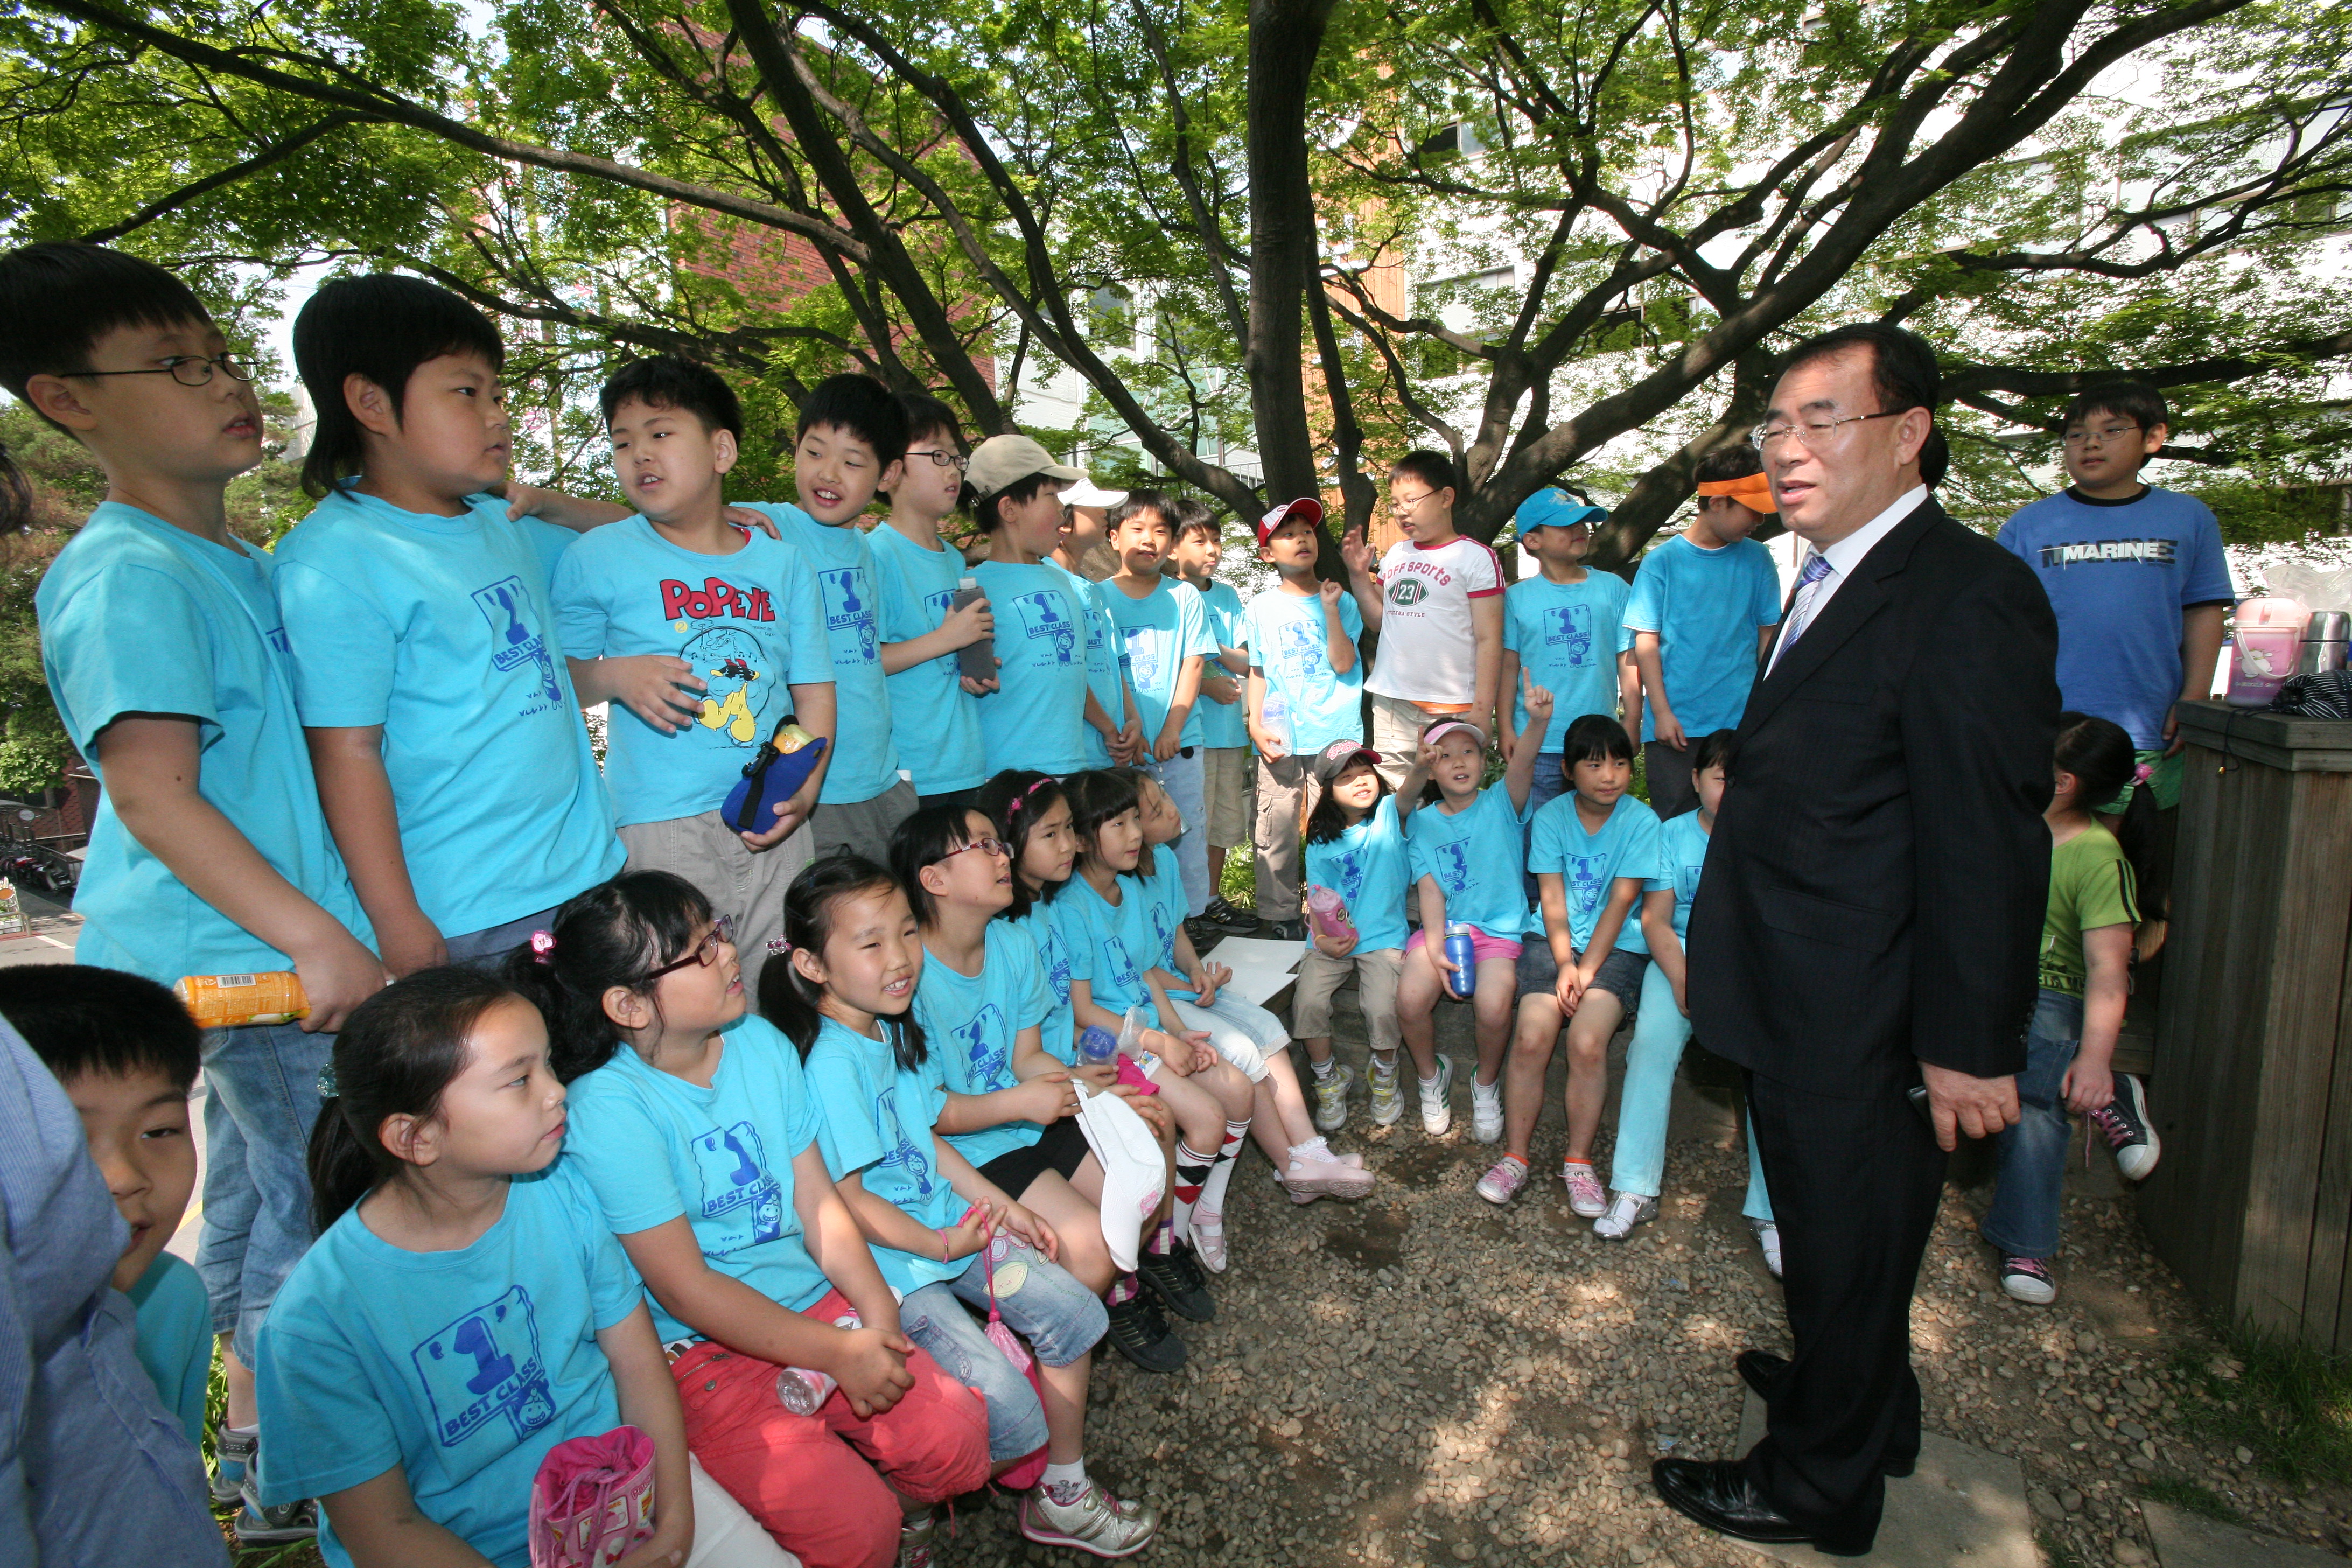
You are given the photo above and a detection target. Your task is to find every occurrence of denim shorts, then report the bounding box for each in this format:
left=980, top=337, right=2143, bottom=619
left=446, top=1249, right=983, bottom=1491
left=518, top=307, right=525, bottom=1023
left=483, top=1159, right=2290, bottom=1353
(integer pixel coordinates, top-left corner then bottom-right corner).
left=1515, top=941, right=1648, bottom=1010
left=899, top=1232, right=1107, bottom=1462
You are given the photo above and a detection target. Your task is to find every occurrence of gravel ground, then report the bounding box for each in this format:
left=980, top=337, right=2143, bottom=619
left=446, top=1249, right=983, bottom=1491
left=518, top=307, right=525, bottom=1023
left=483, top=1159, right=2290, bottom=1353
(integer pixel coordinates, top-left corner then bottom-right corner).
left=929, top=984, right=2352, bottom=1568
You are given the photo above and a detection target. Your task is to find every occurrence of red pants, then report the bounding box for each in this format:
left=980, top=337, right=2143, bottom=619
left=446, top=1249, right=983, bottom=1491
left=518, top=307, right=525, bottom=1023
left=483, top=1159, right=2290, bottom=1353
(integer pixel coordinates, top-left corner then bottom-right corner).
left=671, top=1292, right=991, bottom=1568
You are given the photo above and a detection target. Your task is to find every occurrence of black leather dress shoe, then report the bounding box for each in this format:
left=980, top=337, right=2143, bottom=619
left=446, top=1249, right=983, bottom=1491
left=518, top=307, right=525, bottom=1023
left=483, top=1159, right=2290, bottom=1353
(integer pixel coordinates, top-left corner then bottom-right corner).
left=1732, top=1350, right=1917, bottom=1479
left=1651, top=1460, right=1875, bottom=1557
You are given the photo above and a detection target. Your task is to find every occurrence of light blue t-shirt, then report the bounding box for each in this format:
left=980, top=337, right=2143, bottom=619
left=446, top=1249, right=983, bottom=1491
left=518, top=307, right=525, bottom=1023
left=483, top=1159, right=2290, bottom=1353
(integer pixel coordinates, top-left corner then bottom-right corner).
left=272, top=487, right=622, bottom=936
left=1006, top=905, right=1081, bottom=1065
left=36, top=502, right=373, bottom=981
left=1192, top=578, right=1251, bottom=748
left=803, top=1017, right=969, bottom=1297
left=869, top=526, right=986, bottom=795
left=1649, top=808, right=1712, bottom=942
left=552, top=516, right=832, bottom=828
left=915, top=922, right=1055, bottom=1170
left=749, top=505, right=900, bottom=804
left=128, top=1251, right=210, bottom=1448
left=1103, top=579, right=1215, bottom=747
left=1505, top=571, right=1634, bottom=750
left=1528, top=793, right=1663, bottom=954
left=562, top=1014, right=831, bottom=1339
left=1049, top=875, right=1150, bottom=1017
left=1301, top=797, right=1410, bottom=954
left=1406, top=784, right=1534, bottom=938
left=1996, top=486, right=2234, bottom=750
left=1243, top=586, right=1366, bottom=756
left=1118, top=845, right=1188, bottom=991
left=972, top=561, right=1093, bottom=776
left=1622, top=534, right=1782, bottom=741
left=254, top=1161, right=640, bottom=1568
left=1051, top=565, right=1130, bottom=768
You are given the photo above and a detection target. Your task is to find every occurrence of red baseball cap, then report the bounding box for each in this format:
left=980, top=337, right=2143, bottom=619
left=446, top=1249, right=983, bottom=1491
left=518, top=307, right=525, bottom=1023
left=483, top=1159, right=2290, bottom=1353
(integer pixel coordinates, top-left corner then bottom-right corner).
left=1255, top=496, right=1326, bottom=545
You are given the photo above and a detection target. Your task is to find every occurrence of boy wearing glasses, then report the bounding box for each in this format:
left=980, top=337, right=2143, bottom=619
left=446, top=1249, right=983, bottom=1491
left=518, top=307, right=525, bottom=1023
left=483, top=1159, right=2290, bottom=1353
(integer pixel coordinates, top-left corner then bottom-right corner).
left=871, top=391, right=996, bottom=809
left=1623, top=444, right=1783, bottom=817
left=6, top=239, right=382, bottom=1545
left=553, top=354, right=839, bottom=995
left=1996, top=383, right=2230, bottom=820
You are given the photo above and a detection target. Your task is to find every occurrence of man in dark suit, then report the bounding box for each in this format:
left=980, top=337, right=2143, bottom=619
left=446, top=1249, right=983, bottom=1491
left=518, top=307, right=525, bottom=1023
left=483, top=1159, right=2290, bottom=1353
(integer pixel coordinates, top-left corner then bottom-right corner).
left=1654, top=323, right=2059, bottom=1556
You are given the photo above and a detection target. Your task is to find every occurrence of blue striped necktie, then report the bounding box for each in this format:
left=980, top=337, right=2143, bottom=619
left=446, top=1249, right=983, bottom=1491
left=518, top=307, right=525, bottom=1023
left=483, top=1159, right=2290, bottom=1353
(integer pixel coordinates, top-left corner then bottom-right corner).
left=1772, top=551, right=1836, bottom=669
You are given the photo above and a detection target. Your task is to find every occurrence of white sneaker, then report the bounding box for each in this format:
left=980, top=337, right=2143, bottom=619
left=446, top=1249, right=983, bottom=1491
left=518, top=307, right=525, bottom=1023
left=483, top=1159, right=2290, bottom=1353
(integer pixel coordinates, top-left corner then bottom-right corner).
left=1471, top=1076, right=1504, bottom=1142
left=1418, top=1058, right=1455, bottom=1136
left=1313, top=1061, right=1356, bottom=1132
left=1593, top=1191, right=1657, bottom=1240
left=1752, top=1219, right=1783, bottom=1279
left=1368, top=1059, right=1404, bottom=1125
left=1562, top=1161, right=1607, bottom=1217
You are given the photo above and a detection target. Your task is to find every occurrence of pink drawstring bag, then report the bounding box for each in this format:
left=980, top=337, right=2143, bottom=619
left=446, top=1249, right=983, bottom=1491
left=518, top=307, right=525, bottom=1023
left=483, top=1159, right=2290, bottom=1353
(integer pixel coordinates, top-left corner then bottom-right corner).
left=981, top=1229, right=1051, bottom=1491
left=528, top=1424, right=657, bottom=1568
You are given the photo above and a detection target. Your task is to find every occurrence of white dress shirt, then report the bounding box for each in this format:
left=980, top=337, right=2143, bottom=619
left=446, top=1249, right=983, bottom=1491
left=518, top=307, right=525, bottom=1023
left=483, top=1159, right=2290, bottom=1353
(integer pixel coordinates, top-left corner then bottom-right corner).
left=1766, top=485, right=1929, bottom=674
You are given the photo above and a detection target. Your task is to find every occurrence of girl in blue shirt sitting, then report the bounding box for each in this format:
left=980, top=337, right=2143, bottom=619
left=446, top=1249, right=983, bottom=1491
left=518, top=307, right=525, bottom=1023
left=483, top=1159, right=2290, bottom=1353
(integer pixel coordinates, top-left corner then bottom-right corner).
left=764, top=856, right=1159, bottom=1560
left=254, top=967, right=788, bottom=1568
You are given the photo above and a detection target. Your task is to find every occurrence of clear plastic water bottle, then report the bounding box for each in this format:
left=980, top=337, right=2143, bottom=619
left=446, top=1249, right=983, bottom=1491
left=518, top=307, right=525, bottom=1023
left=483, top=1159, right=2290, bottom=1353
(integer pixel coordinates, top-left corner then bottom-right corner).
left=1118, top=1004, right=1152, bottom=1059
left=1443, top=921, right=1479, bottom=1001
left=1261, top=690, right=1292, bottom=754
left=775, top=1307, right=862, bottom=1413
left=1077, top=1025, right=1118, bottom=1069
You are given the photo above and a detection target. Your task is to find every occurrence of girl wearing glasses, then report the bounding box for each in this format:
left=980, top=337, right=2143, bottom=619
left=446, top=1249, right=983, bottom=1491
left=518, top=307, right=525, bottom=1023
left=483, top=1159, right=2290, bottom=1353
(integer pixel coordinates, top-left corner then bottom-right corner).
left=518, top=870, right=994, bottom=1568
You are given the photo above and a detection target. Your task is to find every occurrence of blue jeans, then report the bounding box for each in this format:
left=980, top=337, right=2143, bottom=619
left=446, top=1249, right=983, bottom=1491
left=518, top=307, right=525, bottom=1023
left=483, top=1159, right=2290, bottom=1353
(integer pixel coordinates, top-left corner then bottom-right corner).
left=194, top=1021, right=333, bottom=1362
left=1522, top=757, right=1571, bottom=902
left=445, top=905, right=564, bottom=970
left=1140, top=750, right=1210, bottom=917
left=899, top=1234, right=1107, bottom=1462
left=1982, top=989, right=2080, bottom=1260
left=1607, top=961, right=1773, bottom=1221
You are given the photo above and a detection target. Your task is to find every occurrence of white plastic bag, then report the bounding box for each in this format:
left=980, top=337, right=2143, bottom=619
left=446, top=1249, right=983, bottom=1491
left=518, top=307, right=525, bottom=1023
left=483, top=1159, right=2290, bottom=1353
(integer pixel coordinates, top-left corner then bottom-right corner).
left=1074, top=1086, right=1165, bottom=1272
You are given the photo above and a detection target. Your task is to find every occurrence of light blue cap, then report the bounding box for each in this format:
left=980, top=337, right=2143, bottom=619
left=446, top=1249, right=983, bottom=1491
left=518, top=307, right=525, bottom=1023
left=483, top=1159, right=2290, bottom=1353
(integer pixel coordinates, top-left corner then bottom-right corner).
left=1514, top=488, right=1607, bottom=535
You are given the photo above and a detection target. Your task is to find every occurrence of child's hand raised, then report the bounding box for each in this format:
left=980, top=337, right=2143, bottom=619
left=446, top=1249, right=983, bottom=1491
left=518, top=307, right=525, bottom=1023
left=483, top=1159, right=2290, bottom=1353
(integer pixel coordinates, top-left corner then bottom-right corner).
left=1319, top=577, right=1348, bottom=611
left=1340, top=528, right=1375, bottom=575
left=834, top=1325, right=918, bottom=1417
left=1520, top=673, right=1556, bottom=727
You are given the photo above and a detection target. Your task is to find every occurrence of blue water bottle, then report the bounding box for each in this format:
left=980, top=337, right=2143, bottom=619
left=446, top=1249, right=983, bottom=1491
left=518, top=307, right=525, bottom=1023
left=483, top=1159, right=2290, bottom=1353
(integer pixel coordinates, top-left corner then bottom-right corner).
left=1443, top=921, right=1478, bottom=1001
left=1077, top=1025, right=1118, bottom=1068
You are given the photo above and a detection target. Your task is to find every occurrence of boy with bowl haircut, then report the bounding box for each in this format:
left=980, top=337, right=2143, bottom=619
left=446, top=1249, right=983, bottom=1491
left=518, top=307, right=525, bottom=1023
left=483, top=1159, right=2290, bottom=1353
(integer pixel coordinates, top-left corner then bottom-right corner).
left=552, top=354, right=837, bottom=994
left=1103, top=489, right=1220, bottom=916
left=6, top=240, right=382, bottom=1544
left=1166, top=496, right=1258, bottom=934
left=1244, top=497, right=1363, bottom=938
left=1623, top=444, right=1782, bottom=817
left=1501, top=489, right=1639, bottom=817
left=871, top=390, right=995, bottom=810
left=1995, top=382, right=2231, bottom=819
left=967, top=432, right=1109, bottom=777
left=1341, top=449, right=1505, bottom=790
left=775, top=373, right=921, bottom=860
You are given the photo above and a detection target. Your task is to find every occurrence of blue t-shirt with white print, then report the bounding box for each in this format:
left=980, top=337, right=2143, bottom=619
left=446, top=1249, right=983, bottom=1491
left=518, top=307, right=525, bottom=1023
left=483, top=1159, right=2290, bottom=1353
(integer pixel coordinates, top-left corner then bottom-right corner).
left=1007, top=905, right=1081, bottom=1065
left=1301, top=796, right=1410, bottom=955
left=1622, top=534, right=1782, bottom=741
left=1049, top=874, right=1150, bottom=1017
left=1243, top=586, right=1366, bottom=757
left=1648, top=808, right=1712, bottom=942
left=1996, top=486, right=2234, bottom=750
left=1528, top=792, right=1663, bottom=954
left=37, top=501, right=373, bottom=983
left=254, top=1161, right=639, bottom=1568
left=1504, top=571, right=1634, bottom=750
left=1405, top=783, right=1534, bottom=939
left=972, top=561, right=1094, bottom=776
left=869, top=524, right=986, bottom=795
left=552, top=516, right=832, bottom=828
left=1194, top=579, right=1251, bottom=748
left=915, top=921, right=1056, bottom=1170
left=1103, top=578, right=1215, bottom=746
left=803, top=1016, right=970, bottom=1297
left=1054, top=565, right=1132, bottom=768
left=561, top=1014, right=831, bottom=1340
left=746, top=504, right=901, bottom=804
left=271, top=486, right=621, bottom=936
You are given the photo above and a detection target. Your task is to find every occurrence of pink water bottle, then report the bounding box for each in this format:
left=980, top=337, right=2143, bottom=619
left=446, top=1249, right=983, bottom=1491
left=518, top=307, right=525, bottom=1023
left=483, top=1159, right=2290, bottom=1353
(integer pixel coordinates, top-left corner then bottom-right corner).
left=2230, top=597, right=2310, bottom=706
left=1305, top=884, right=1357, bottom=943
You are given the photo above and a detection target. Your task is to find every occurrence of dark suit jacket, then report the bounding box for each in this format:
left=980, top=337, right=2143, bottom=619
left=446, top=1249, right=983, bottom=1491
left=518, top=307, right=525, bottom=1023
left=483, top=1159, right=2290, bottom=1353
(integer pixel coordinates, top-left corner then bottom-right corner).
left=1687, top=498, right=2060, bottom=1099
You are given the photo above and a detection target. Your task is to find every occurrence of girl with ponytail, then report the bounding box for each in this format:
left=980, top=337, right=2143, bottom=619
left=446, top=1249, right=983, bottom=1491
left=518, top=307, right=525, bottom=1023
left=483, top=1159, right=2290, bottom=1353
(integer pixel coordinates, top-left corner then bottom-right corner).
left=521, top=869, right=990, bottom=1568
left=257, top=966, right=786, bottom=1567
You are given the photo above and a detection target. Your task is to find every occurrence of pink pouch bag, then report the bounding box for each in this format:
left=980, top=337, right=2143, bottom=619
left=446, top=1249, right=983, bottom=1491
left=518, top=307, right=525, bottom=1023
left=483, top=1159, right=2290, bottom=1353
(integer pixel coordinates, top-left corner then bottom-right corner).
left=528, top=1424, right=657, bottom=1568
left=980, top=1228, right=1051, bottom=1491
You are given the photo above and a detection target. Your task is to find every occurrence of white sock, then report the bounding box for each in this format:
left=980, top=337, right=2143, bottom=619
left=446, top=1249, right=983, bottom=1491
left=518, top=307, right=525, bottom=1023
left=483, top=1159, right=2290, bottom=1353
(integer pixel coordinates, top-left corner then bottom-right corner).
left=1042, top=1459, right=1088, bottom=1497
left=1310, top=1056, right=1335, bottom=1080
left=1289, top=1136, right=1332, bottom=1163
left=1371, top=1052, right=1398, bottom=1076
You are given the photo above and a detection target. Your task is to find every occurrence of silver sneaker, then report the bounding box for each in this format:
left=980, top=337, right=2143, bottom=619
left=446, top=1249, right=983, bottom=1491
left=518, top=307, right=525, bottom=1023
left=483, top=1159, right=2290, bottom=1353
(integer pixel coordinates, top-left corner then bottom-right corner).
left=1368, top=1058, right=1404, bottom=1125
left=1593, top=1191, right=1657, bottom=1240
left=1020, top=1481, right=1160, bottom=1558
left=1313, top=1061, right=1356, bottom=1132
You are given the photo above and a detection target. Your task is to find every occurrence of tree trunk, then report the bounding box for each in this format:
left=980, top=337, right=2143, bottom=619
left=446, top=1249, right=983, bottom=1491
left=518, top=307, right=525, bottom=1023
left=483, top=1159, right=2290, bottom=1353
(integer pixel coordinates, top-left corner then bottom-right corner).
left=1243, top=0, right=1336, bottom=510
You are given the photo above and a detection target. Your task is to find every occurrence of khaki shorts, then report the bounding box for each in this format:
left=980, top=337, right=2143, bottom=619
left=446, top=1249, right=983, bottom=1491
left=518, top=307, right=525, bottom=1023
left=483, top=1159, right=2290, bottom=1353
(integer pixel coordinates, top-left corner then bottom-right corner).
left=809, top=779, right=919, bottom=865
left=1291, top=945, right=1403, bottom=1056
left=619, top=810, right=813, bottom=997
left=1202, top=745, right=1252, bottom=850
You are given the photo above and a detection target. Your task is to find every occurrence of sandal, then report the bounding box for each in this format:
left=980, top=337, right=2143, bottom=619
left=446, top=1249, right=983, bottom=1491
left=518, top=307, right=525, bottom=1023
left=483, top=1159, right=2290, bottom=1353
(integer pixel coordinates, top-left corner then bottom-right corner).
left=1188, top=1206, right=1228, bottom=1273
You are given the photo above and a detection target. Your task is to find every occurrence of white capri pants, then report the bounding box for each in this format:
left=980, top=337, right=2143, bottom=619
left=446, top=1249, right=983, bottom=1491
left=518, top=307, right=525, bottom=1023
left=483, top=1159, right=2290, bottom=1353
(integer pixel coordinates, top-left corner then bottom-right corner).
left=1166, top=993, right=1291, bottom=1083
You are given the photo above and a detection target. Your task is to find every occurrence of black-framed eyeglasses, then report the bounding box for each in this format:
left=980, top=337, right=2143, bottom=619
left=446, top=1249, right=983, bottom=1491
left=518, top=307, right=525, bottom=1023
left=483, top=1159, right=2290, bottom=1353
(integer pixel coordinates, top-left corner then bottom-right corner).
left=938, top=837, right=1010, bottom=863
left=1751, top=409, right=1906, bottom=452
left=646, top=914, right=736, bottom=981
left=905, top=448, right=970, bottom=472
left=64, top=353, right=254, bottom=388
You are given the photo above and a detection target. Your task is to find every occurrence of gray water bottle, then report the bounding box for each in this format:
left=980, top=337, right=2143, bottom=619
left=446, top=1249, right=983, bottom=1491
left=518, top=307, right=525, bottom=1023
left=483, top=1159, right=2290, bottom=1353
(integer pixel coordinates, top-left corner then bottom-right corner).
left=951, top=577, right=995, bottom=683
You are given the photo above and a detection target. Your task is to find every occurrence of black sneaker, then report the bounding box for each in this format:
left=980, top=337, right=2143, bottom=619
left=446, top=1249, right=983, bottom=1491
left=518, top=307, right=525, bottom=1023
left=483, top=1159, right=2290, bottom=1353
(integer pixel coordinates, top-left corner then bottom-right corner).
left=1136, top=1241, right=1215, bottom=1322
left=1261, top=919, right=1307, bottom=942
left=1104, top=1288, right=1187, bottom=1373
left=1200, top=897, right=1260, bottom=934
left=2087, top=1073, right=2160, bottom=1181
left=1183, top=918, right=1222, bottom=950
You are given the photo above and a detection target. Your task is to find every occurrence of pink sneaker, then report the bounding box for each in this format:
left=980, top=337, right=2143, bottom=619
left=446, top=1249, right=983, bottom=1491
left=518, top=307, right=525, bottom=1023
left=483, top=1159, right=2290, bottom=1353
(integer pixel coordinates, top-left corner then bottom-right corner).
left=1563, top=1163, right=1607, bottom=1217
left=1475, top=1156, right=1529, bottom=1205
left=1285, top=1152, right=1376, bottom=1201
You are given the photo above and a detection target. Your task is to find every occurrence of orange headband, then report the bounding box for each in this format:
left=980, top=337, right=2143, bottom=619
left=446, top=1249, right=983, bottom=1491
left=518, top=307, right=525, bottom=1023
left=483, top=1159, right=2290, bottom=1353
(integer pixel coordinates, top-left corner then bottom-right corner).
left=1695, top=473, right=1776, bottom=513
